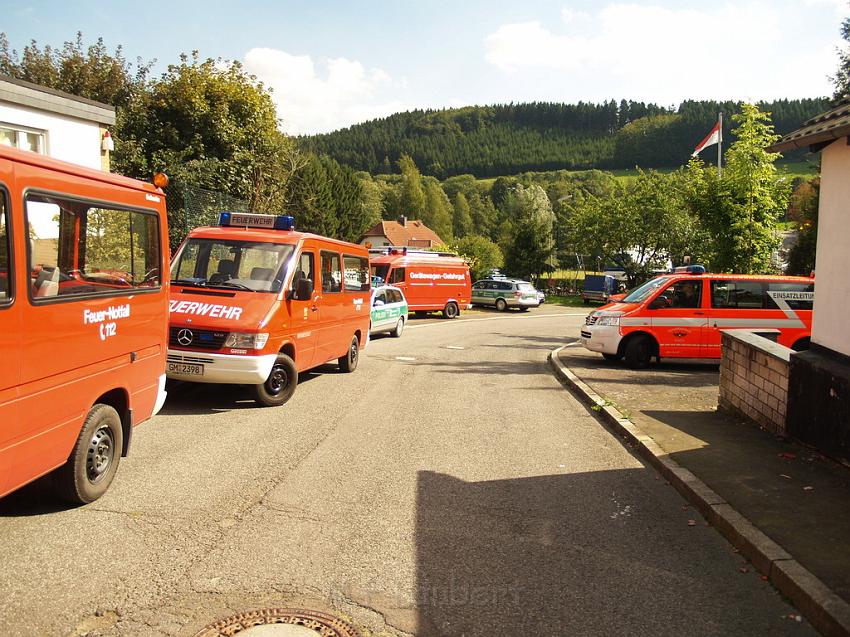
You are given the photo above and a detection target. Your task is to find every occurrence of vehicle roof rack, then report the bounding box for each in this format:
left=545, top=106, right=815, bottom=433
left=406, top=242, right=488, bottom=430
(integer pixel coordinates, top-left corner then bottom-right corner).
left=368, top=246, right=458, bottom=258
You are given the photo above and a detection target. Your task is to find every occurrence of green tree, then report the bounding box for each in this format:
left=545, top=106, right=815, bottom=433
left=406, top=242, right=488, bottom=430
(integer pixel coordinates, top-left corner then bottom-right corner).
left=687, top=103, right=788, bottom=273
left=786, top=178, right=819, bottom=275
left=833, top=15, right=850, bottom=99
left=503, top=184, right=556, bottom=280
left=424, top=179, right=454, bottom=242
left=288, top=154, right=337, bottom=236
left=451, top=192, right=473, bottom=238
left=468, top=192, right=497, bottom=239
left=398, top=154, right=426, bottom=220
left=453, top=235, right=503, bottom=280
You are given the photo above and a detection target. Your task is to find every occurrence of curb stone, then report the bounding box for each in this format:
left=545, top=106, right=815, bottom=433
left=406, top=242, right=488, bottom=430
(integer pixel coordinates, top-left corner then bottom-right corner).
left=548, top=345, right=850, bottom=637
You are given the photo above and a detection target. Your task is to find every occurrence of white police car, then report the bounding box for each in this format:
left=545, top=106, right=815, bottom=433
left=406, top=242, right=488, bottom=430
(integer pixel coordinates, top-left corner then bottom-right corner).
left=370, top=285, right=409, bottom=337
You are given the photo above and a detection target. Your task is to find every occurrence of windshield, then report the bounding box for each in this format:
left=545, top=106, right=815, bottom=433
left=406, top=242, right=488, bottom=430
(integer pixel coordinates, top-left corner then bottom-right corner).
left=371, top=264, right=390, bottom=284
left=170, top=238, right=295, bottom=293
left=621, top=276, right=670, bottom=304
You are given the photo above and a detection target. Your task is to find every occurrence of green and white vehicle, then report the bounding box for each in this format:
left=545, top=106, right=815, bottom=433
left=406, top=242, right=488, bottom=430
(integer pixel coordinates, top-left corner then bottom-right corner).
left=370, top=285, right=409, bottom=337
left=471, top=278, right=541, bottom=312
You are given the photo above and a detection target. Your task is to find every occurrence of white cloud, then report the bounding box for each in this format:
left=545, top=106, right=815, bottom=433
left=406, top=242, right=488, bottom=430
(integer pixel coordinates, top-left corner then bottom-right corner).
left=243, top=47, right=406, bottom=135
left=803, top=0, right=848, bottom=16
left=485, top=2, right=838, bottom=103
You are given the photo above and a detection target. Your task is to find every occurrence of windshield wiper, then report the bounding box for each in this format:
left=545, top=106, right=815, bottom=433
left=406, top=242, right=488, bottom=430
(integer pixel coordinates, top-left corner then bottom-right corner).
left=207, top=281, right=255, bottom=292
left=172, top=278, right=205, bottom=287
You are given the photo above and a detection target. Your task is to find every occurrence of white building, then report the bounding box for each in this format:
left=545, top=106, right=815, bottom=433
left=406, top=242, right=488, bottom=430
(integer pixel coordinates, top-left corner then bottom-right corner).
left=0, top=75, right=115, bottom=171
left=771, top=102, right=850, bottom=464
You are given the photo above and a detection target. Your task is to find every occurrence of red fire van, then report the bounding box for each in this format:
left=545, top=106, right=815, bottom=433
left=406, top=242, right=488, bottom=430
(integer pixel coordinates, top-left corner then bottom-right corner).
left=0, top=146, right=170, bottom=503
left=580, top=266, right=814, bottom=368
left=167, top=212, right=371, bottom=406
left=370, top=248, right=471, bottom=318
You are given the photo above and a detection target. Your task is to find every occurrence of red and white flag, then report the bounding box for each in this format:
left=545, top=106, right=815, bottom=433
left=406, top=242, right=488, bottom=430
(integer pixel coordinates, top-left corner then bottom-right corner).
left=692, top=121, right=721, bottom=156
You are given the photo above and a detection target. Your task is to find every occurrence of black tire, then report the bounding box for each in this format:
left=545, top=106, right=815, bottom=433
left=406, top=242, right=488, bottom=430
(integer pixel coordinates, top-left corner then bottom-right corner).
left=253, top=353, right=298, bottom=407
left=624, top=335, right=654, bottom=369
left=495, top=298, right=508, bottom=312
left=791, top=337, right=810, bottom=352
left=602, top=353, right=621, bottom=362
left=339, top=336, right=360, bottom=373
left=442, top=302, right=459, bottom=319
left=392, top=318, right=405, bottom=338
left=54, top=404, right=123, bottom=504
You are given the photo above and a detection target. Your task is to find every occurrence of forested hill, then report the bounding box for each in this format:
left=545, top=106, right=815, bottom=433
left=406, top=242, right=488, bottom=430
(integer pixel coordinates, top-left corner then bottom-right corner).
left=301, top=99, right=829, bottom=178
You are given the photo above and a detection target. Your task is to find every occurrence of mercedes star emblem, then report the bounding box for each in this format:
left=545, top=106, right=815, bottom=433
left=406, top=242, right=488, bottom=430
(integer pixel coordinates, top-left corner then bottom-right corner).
left=177, top=328, right=194, bottom=346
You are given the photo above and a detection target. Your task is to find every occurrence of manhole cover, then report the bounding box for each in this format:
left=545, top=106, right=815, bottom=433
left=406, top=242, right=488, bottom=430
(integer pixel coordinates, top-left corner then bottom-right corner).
left=193, top=608, right=360, bottom=637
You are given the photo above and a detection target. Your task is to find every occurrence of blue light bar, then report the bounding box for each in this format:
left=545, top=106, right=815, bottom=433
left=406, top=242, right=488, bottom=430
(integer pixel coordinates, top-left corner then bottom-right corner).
left=218, top=212, right=295, bottom=231
left=673, top=264, right=706, bottom=274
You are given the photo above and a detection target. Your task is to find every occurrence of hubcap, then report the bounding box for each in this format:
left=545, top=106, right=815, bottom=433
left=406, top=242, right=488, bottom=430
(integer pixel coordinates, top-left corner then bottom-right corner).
left=86, top=426, right=114, bottom=484
left=267, top=365, right=287, bottom=396
left=350, top=342, right=358, bottom=365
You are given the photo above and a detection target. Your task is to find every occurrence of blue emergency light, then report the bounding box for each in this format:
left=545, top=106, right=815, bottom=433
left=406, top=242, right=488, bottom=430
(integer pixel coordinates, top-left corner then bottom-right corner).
left=218, top=212, right=295, bottom=231
left=672, top=264, right=706, bottom=275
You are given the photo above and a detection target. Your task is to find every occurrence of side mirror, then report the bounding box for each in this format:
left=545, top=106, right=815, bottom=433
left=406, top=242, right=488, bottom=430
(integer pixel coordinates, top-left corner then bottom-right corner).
left=374, top=299, right=385, bottom=307
left=292, top=277, right=313, bottom=301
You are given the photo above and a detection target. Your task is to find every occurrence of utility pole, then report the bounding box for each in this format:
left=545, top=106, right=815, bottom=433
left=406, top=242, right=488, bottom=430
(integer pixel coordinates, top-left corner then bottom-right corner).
left=717, top=111, right=723, bottom=177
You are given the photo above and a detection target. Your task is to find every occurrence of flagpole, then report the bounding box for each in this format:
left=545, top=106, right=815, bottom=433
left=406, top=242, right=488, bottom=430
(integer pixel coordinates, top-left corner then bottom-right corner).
left=717, top=111, right=723, bottom=177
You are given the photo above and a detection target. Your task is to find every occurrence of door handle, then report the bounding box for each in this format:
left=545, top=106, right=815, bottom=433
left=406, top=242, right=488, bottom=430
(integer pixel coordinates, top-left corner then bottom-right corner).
left=694, top=311, right=705, bottom=315
left=311, top=305, right=319, bottom=312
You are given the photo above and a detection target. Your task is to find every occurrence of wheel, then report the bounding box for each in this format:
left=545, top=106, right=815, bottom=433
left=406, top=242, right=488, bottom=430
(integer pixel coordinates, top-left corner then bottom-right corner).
left=442, top=302, right=459, bottom=319
left=252, top=353, right=298, bottom=407
left=54, top=404, right=123, bottom=504
left=339, top=336, right=360, bottom=372
left=791, top=337, right=810, bottom=352
left=392, top=318, right=405, bottom=337
left=602, top=353, right=622, bottom=362
left=495, top=298, right=508, bottom=312
left=624, top=335, right=654, bottom=369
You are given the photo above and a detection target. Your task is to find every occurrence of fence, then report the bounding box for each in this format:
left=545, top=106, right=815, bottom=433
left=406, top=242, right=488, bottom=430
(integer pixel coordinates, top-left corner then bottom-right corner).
left=164, top=183, right=252, bottom=250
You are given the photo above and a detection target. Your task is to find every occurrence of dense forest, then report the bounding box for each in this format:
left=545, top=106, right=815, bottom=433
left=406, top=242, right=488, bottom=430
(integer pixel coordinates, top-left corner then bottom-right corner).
left=302, top=99, right=829, bottom=178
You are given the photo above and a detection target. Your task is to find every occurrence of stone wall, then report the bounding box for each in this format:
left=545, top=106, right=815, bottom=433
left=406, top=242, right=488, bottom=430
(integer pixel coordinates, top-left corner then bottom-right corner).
left=719, top=331, right=791, bottom=436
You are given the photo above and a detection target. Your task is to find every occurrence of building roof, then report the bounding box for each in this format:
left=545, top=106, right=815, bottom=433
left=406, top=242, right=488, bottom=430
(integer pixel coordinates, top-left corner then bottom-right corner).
left=0, top=74, right=116, bottom=126
left=770, top=99, right=850, bottom=153
left=361, top=220, right=444, bottom=246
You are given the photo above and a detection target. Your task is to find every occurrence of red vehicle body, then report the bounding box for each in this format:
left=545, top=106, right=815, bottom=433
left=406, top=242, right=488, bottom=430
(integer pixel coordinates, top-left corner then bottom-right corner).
left=581, top=270, right=814, bottom=367
left=0, top=145, right=169, bottom=503
left=167, top=213, right=371, bottom=406
left=370, top=248, right=471, bottom=319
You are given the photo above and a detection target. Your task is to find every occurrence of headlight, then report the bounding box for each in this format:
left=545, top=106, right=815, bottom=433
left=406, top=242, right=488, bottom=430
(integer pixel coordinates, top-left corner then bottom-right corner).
left=595, top=315, right=620, bottom=326
left=224, top=332, right=269, bottom=349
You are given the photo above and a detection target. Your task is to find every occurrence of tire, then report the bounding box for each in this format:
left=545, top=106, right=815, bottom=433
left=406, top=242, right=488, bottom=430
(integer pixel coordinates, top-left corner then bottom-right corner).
left=253, top=353, right=298, bottom=407
left=624, top=335, right=654, bottom=369
left=339, top=336, right=360, bottom=373
left=495, top=298, right=508, bottom=312
left=54, top=404, right=123, bottom=504
left=602, top=353, right=621, bottom=362
left=392, top=318, right=405, bottom=338
left=442, top=302, right=459, bottom=319
left=791, top=337, right=810, bottom=352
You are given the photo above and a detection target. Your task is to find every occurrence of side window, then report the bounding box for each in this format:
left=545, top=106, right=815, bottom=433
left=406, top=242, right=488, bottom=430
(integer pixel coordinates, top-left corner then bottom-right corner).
left=390, top=267, right=405, bottom=284
left=472, top=281, right=483, bottom=290
left=766, top=282, right=814, bottom=311
left=26, top=193, right=160, bottom=301
left=321, top=251, right=342, bottom=293
left=0, top=189, right=10, bottom=304
left=499, top=282, right=512, bottom=291
left=390, top=289, right=403, bottom=304
left=657, top=280, right=703, bottom=309
left=290, top=251, right=314, bottom=292
left=711, top=280, right=765, bottom=309
left=343, top=255, right=370, bottom=292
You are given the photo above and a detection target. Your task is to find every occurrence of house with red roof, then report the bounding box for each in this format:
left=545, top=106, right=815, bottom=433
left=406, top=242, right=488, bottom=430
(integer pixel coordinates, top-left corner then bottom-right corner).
left=359, top=216, right=444, bottom=249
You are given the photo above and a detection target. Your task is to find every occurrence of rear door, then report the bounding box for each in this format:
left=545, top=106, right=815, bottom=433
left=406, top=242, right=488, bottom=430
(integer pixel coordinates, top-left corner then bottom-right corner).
left=0, top=177, right=21, bottom=495
left=706, top=279, right=768, bottom=357
left=287, top=249, right=318, bottom=371
left=649, top=279, right=707, bottom=357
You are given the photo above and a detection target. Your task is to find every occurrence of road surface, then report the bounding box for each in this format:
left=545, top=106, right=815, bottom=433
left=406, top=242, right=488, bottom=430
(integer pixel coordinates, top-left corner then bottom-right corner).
left=0, top=306, right=815, bottom=636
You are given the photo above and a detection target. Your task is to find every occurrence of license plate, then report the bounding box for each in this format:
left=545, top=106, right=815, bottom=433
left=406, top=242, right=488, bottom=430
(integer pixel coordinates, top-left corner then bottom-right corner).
left=167, top=362, right=204, bottom=376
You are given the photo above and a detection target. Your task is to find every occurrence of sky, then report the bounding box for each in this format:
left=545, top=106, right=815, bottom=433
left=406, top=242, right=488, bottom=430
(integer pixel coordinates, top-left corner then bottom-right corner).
left=2, top=0, right=847, bottom=135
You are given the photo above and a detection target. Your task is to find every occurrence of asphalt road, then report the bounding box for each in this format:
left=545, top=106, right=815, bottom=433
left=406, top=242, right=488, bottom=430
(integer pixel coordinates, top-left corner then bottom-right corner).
left=0, top=305, right=816, bottom=637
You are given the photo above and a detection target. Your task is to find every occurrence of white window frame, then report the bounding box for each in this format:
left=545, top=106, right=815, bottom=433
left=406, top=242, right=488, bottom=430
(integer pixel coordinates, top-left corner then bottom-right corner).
left=0, top=123, right=47, bottom=155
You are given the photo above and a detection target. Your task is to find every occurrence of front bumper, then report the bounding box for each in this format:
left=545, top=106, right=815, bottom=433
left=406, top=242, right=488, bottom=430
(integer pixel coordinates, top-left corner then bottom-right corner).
left=579, top=324, right=621, bottom=355
left=166, top=349, right=278, bottom=384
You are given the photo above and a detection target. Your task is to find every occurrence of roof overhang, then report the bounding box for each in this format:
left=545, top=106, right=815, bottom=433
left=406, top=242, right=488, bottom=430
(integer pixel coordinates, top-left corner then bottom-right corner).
left=0, top=75, right=116, bottom=126
left=769, top=99, right=850, bottom=153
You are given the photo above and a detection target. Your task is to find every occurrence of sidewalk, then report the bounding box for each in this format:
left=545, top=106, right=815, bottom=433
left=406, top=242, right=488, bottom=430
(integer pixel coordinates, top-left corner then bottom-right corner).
left=551, top=345, right=850, bottom=637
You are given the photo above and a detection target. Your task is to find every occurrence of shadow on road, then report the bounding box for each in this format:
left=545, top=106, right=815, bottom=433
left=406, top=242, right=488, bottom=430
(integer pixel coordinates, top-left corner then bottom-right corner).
left=412, top=469, right=809, bottom=637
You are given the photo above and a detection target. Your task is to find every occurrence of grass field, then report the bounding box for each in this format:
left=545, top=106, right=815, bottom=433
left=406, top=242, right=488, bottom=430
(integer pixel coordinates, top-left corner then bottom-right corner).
left=544, top=294, right=592, bottom=308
